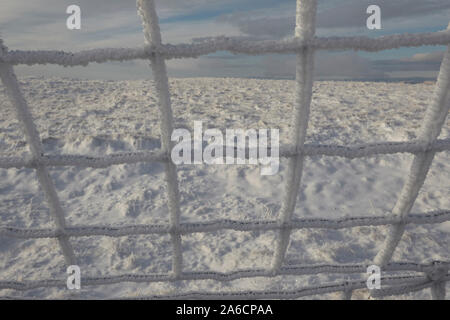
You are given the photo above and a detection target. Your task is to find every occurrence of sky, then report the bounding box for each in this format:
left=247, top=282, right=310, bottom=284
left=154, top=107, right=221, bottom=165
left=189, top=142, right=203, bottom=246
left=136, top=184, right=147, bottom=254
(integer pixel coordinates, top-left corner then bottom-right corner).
left=0, top=0, right=449, bottom=81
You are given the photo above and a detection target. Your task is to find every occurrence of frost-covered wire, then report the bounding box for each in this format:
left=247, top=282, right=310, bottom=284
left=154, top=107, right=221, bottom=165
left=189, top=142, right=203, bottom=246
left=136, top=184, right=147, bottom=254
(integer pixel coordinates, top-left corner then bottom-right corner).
left=121, top=275, right=444, bottom=300
left=0, top=210, right=448, bottom=239
left=137, top=0, right=183, bottom=278
left=1, top=30, right=450, bottom=67
left=0, top=0, right=449, bottom=300
left=0, top=267, right=445, bottom=295
left=273, top=0, right=317, bottom=273
left=0, top=40, right=76, bottom=265
left=374, top=24, right=450, bottom=269
left=370, top=273, right=450, bottom=299
left=1, top=139, right=449, bottom=170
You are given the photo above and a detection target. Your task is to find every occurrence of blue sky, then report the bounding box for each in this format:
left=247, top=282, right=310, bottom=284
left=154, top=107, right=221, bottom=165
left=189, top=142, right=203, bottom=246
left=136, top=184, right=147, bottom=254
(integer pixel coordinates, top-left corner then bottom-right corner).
left=1, top=0, right=449, bottom=81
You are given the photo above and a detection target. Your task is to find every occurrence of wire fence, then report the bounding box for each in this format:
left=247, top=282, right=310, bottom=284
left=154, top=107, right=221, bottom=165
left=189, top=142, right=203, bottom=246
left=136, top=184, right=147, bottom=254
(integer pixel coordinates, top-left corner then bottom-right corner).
left=0, top=0, right=449, bottom=299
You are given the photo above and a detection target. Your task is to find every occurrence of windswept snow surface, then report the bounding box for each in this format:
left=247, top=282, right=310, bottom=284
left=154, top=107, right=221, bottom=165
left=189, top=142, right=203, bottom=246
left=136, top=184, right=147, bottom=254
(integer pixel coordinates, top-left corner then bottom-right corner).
left=0, top=77, right=448, bottom=299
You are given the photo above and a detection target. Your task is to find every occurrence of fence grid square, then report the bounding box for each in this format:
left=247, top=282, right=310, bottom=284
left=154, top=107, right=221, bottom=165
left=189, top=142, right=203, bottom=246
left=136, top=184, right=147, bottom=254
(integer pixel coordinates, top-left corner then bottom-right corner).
left=0, top=0, right=449, bottom=299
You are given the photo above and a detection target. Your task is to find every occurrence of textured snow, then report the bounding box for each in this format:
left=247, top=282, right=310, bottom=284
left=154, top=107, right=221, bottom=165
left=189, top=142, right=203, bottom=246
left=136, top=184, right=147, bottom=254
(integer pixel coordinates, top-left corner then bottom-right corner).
left=0, top=77, right=448, bottom=299
left=0, top=0, right=448, bottom=300
left=375, top=27, right=450, bottom=269
left=0, top=44, right=76, bottom=265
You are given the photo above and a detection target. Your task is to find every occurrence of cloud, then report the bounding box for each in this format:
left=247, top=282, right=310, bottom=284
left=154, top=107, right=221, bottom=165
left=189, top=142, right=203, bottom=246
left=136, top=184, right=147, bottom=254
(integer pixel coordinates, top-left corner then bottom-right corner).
left=315, top=52, right=386, bottom=80
left=217, top=16, right=295, bottom=39
left=317, top=0, right=450, bottom=29
left=2, top=0, right=448, bottom=81
left=217, top=0, right=450, bottom=39
left=403, top=51, right=445, bottom=63
left=187, top=52, right=387, bottom=80
left=167, top=54, right=263, bottom=78
left=0, top=0, right=239, bottom=50
left=260, top=51, right=443, bottom=80
left=0, top=0, right=223, bottom=26
left=372, top=51, right=445, bottom=73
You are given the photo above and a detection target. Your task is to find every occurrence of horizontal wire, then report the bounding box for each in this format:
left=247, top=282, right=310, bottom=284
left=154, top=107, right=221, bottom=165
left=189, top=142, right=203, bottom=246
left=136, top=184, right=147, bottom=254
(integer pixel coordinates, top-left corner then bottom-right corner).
left=371, top=274, right=450, bottom=298
left=118, top=275, right=444, bottom=300
left=1, top=31, right=450, bottom=66
left=1, top=139, right=448, bottom=170
left=0, top=264, right=446, bottom=292
left=0, top=210, right=448, bottom=239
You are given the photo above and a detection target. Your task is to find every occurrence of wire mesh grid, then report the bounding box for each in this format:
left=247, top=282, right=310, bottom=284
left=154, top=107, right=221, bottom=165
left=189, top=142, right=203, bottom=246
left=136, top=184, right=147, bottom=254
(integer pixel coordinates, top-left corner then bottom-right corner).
left=0, top=0, right=449, bottom=299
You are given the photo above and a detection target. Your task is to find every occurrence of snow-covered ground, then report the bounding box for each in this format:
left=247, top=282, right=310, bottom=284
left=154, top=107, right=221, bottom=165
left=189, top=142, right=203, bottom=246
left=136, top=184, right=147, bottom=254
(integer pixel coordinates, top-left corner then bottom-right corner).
left=0, top=77, right=448, bottom=299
